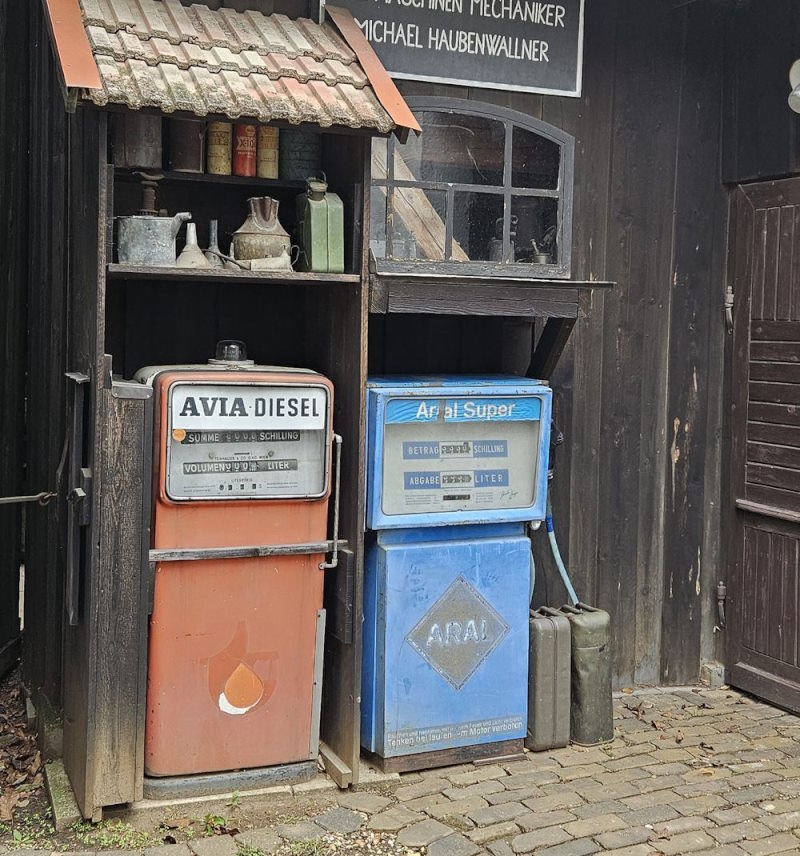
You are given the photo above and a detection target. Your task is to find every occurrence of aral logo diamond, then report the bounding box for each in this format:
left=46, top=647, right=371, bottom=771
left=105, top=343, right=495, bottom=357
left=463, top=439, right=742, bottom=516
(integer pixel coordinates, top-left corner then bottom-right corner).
left=407, top=576, right=509, bottom=690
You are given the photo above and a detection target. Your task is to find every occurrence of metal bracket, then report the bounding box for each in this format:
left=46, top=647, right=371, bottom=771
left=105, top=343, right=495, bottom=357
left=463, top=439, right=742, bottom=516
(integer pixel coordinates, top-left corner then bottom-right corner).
left=724, top=286, right=734, bottom=335
left=717, top=580, right=727, bottom=629
left=320, top=434, right=343, bottom=570
left=65, top=370, right=91, bottom=626
left=149, top=540, right=347, bottom=563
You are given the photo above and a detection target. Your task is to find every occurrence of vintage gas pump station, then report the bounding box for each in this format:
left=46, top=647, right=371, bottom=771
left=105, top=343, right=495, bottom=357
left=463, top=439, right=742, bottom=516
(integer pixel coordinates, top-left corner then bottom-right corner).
left=361, top=377, right=552, bottom=769
left=134, top=341, right=338, bottom=792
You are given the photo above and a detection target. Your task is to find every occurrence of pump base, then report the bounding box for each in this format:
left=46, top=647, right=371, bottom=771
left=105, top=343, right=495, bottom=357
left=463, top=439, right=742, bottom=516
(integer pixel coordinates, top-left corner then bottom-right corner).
left=143, top=760, right=316, bottom=800
left=362, top=739, right=524, bottom=774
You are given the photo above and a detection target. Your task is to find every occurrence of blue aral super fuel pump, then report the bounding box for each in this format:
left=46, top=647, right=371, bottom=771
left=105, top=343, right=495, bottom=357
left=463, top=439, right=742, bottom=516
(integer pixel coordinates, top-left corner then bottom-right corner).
left=361, top=376, right=552, bottom=768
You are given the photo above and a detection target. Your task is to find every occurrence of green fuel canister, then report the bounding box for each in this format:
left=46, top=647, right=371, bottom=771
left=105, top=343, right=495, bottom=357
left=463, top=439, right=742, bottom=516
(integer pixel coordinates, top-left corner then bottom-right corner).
left=295, top=177, right=344, bottom=273
left=526, top=607, right=571, bottom=751
left=558, top=603, right=614, bottom=746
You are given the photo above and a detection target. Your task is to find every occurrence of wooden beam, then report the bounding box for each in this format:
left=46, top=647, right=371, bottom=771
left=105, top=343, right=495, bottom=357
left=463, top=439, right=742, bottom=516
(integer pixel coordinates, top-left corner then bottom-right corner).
left=528, top=317, right=576, bottom=380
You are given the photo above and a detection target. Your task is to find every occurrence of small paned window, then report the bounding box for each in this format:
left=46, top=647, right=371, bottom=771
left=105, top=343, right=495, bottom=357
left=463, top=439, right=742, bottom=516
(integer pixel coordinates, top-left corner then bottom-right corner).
left=371, top=99, right=574, bottom=279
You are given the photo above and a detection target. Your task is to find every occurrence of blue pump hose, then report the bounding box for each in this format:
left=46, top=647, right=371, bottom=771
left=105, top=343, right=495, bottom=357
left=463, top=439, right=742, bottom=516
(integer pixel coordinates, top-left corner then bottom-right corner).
left=545, top=493, right=579, bottom=605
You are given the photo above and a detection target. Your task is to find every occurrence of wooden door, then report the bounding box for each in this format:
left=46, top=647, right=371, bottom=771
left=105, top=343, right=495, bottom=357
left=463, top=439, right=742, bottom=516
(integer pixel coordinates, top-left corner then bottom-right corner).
left=728, top=179, right=800, bottom=711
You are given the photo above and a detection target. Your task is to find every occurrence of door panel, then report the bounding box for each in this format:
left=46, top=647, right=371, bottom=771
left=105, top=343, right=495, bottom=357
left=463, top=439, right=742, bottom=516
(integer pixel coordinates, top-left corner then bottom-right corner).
left=728, top=179, right=800, bottom=711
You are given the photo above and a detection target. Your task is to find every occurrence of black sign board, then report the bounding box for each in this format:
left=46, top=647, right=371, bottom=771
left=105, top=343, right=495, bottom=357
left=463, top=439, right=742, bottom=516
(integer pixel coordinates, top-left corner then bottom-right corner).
left=338, top=0, right=584, bottom=96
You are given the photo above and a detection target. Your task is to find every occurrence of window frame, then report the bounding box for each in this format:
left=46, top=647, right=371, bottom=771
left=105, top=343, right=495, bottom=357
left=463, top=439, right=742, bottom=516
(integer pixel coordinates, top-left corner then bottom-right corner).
left=371, top=97, right=575, bottom=280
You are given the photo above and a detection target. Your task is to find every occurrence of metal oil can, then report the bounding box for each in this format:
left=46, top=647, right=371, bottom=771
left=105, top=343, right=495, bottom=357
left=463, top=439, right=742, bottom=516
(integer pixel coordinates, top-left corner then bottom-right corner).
left=295, top=177, right=344, bottom=273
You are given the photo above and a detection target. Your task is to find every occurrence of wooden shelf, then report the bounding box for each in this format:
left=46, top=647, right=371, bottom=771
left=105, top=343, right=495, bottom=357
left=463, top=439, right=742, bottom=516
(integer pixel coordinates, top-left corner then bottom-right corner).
left=107, top=264, right=360, bottom=285
left=114, top=168, right=306, bottom=192
left=369, top=272, right=613, bottom=317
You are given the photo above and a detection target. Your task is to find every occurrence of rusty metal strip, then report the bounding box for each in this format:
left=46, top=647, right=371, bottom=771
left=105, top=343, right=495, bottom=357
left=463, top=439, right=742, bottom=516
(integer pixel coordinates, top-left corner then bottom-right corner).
left=325, top=5, right=421, bottom=136
left=42, top=0, right=102, bottom=90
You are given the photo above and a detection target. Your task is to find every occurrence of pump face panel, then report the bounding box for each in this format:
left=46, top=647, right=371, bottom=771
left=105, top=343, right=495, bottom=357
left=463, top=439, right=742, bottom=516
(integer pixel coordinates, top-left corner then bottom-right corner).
left=366, top=378, right=552, bottom=529
left=381, top=396, right=542, bottom=516
left=166, top=382, right=329, bottom=500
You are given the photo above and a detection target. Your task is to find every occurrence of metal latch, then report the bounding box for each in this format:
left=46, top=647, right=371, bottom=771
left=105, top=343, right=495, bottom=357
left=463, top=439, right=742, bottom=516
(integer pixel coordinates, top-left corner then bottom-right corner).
left=724, top=286, right=734, bottom=335
left=717, top=580, right=727, bottom=629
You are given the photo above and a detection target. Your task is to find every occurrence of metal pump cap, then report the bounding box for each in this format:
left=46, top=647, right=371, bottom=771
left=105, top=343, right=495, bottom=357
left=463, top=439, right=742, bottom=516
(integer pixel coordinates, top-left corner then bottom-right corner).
left=209, top=339, right=255, bottom=365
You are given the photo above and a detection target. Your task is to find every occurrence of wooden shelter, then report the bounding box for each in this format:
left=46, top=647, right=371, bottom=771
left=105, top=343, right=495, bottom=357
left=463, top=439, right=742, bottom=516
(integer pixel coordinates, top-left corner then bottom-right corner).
left=1, top=0, right=800, bottom=820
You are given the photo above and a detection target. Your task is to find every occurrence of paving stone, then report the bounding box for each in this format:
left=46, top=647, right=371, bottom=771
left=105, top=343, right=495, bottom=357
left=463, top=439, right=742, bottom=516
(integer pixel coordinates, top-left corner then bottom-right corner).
left=449, top=766, right=508, bottom=786
left=510, top=825, right=572, bottom=854
left=444, top=780, right=506, bottom=800
left=426, top=832, right=481, bottom=856
left=500, top=807, right=569, bottom=832
left=739, top=833, right=800, bottom=855
left=484, top=785, right=542, bottom=805
left=313, top=806, right=365, bottom=834
left=274, top=821, right=324, bottom=843
left=653, top=829, right=717, bottom=854
left=367, top=805, right=424, bottom=831
left=617, top=803, right=680, bottom=826
left=667, top=793, right=728, bottom=815
left=692, top=847, right=749, bottom=856
left=233, top=829, right=282, bottom=853
left=761, top=809, right=800, bottom=832
left=569, top=799, right=629, bottom=819
left=536, top=839, right=599, bottom=856
left=487, top=841, right=515, bottom=856
left=427, top=796, right=489, bottom=820
left=395, top=778, right=451, bottom=801
left=708, top=820, right=773, bottom=844
left=503, top=770, right=560, bottom=788
left=561, top=813, right=625, bottom=838
left=601, top=846, right=659, bottom=856
left=727, top=785, right=780, bottom=804
left=654, top=815, right=711, bottom=835
left=404, top=793, right=452, bottom=812
left=468, top=803, right=529, bottom=827
left=711, top=805, right=765, bottom=824
left=620, top=789, right=682, bottom=811
left=337, top=791, right=392, bottom=813
left=188, top=838, right=238, bottom=856
left=144, top=848, right=192, bottom=856
left=467, top=822, right=522, bottom=845
left=594, top=827, right=652, bottom=850
left=520, top=790, right=583, bottom=813
left=575, top=782, right=639, bottom=802
left=396, top=819, right=453, bottom=847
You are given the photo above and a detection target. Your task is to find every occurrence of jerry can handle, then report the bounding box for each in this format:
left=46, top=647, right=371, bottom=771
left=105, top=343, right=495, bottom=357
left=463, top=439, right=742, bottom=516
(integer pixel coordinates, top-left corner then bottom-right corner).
left=320, top=433, right=343, bottom=570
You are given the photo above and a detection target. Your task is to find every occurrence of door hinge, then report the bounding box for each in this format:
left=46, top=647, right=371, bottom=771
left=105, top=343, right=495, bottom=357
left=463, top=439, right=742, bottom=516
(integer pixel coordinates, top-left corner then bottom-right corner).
left=724, top=286, right=734, bottom=335
left=717, top=580, right=727, bottom=629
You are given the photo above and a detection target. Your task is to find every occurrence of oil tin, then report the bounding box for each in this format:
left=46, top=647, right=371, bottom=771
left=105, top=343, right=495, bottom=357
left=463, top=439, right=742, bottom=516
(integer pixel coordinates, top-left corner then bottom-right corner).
left=111, top=112, right=162, bottom=169
left=207, top=122, right=232, bottom=175
left=168, top=119, right=205, bottom=173
left=233, top=123, right=257, bottom=177
left=257, top=127, right=280, bottom=179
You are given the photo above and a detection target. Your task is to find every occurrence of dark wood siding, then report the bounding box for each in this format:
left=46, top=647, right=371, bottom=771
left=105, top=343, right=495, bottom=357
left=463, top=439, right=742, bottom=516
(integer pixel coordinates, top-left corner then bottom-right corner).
left=398, top=0, right=729, bottom=686
left=21, top=2, right=71, bottom=704
left=0, top=0, right=29, bottom=675
left=723, top=0, right=800, bottom=184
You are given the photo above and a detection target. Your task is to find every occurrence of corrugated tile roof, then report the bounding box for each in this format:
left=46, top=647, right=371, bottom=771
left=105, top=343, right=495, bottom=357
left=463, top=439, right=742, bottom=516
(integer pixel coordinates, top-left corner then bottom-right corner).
left=77, top=0, right=394, bottom=132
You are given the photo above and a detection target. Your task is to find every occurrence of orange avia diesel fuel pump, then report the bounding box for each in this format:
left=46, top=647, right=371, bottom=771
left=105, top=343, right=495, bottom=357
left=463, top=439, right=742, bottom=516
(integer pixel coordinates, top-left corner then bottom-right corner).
left=135, top=341, right=339, bottom=792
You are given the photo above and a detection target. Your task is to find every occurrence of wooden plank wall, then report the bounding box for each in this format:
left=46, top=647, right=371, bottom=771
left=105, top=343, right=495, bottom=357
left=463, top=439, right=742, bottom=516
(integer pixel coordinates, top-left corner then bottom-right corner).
left=722, top=0, right=800, bottom=184
left=398, top=0, right=729, bottom=686
left=0, top=0, right=29, bottom=675
left=21, top=2, right=70, bottom=703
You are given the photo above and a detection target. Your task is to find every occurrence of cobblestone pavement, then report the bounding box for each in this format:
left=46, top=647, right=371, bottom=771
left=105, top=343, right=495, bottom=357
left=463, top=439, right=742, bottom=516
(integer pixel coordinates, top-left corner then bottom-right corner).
left=8, top=685, right=800, bottom=855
